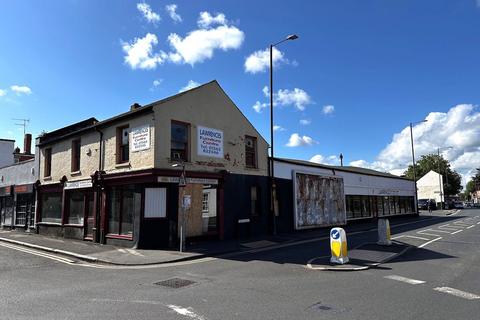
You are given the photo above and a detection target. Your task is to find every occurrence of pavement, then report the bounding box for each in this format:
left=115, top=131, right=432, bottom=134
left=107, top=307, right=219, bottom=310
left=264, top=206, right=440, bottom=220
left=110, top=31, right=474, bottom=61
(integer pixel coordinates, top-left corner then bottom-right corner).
left=0, top=210, right=459, bottom=267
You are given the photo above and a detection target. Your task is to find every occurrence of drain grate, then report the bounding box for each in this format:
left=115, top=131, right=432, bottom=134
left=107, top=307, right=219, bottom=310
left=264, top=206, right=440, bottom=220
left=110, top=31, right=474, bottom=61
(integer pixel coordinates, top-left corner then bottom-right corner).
left=154, top=278, right=196, bottom=289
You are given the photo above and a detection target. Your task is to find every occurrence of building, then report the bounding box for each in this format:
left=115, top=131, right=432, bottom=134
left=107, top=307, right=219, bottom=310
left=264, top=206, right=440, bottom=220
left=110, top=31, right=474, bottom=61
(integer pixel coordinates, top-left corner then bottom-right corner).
left=417, top=170, right=443, bottom=204
left=0, top=139, right=15, bottom=168
left=0, top=135, right=39, bottom=230
left=271, top=158, right=416, bottom=233
left=35, top=81, right=269, bottom=248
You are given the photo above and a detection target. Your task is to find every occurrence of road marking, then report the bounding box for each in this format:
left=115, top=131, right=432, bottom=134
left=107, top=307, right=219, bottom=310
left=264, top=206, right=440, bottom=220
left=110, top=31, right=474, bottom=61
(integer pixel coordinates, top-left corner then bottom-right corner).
left=451, top=230, right=463, bottom=235
left=384, top=275, right=426, bottom=285
left=438, top=224, right=462, bottom=230
left=417, top=230, right=449, bottom=237
left=433, top=287, right=480, bottom=300
left=167, top=305, right=207, bottom=320
left=418, top=237, right=442, bottom=248
left=0, top=242, right=75, bottom=264
left=392, top=235, right=430, bottom=241
left=466, top=225, right=475, bottom=229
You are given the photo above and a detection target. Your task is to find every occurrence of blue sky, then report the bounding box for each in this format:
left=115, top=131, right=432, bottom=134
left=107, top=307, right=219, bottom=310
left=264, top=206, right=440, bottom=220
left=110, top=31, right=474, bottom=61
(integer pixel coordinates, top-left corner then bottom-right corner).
left=1, top=0, right=480, bottom=183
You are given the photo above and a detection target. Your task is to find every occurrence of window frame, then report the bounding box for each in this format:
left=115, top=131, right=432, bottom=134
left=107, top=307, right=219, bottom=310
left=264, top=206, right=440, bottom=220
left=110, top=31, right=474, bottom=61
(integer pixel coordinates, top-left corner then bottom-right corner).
left=44, top=148, right=52, bottom=178
left=116, top=125, right=130, bottom=164
left=71, top=139, right=81, bottom=172
left=245, top=135, right=258, bottom=169
left=170, top=120, right=190, bottom=162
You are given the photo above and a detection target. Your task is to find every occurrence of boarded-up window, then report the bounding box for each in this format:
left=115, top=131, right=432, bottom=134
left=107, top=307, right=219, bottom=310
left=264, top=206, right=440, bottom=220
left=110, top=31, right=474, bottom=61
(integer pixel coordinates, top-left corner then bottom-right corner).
left=144, top=188, right=167, bottom=218
left=293, top=172, right=346, bottom=229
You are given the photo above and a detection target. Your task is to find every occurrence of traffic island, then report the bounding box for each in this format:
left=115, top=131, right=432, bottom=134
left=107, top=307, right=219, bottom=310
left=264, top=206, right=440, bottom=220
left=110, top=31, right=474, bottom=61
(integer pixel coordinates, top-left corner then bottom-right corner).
left=306, top=241, right=411, bottom=271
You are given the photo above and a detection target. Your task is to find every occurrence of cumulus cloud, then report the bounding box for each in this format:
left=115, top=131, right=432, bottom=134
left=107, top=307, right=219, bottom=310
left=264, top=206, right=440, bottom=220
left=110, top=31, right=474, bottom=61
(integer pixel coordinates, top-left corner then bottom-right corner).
left=300, top=119, right=311, bottom=125
left=273, top=125, right=285, bottom=131
left=310, top=154, right=340, bottom=165
left=121, top=33, right=167, bottom=70
left=153, top=79, right=162, bottom=87
left=0, top=89, right=6, bottom=97
left=276, top=88, right=312, bottom=111
left=197, top=12, right=227, bottom=28
left=252, top=101, right=268, bottom=113
left=244, top=47, right=285, bottom=74
left=137, top=2, right=161, bottom=24
left=10, top=85, right=32, bottom=95
left=349, top=104, right=480, bottom=184
left=166, top=4, right=182, bottom=23
left=322, top=105, right=335, bottom=114
left=286, top=133, right=317, bottom=147
left=179, top=80, right=200, bottom=92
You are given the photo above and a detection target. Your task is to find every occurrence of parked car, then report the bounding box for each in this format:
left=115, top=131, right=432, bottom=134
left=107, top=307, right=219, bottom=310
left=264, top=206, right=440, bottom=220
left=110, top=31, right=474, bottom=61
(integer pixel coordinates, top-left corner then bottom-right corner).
left=418, top=199, right=437, bottom=210
left=453, top=202, right=464, bottom=209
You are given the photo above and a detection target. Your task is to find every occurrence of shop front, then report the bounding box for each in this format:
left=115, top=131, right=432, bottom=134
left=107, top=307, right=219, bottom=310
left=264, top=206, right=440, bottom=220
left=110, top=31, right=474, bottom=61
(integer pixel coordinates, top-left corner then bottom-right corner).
left=0, top=186, right=14, bottom=228
left=13, top=184, right=36, bottom=230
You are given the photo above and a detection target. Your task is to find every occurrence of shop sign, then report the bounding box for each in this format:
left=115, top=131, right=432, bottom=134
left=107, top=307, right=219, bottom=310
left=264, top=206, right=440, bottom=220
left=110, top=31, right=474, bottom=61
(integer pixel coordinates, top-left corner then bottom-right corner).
left=64, top=179, right=93, bottom=190
left=377, top=189, right=399, bottom=195
left=0, top=186, right=12, bottom=197
left=131, top=125, right=150, bottom=152
left=14, top=184, right=33, bottom=194
left=157, top=176, right=218, bottom=185
left=197, top=126, right=223, bottom=158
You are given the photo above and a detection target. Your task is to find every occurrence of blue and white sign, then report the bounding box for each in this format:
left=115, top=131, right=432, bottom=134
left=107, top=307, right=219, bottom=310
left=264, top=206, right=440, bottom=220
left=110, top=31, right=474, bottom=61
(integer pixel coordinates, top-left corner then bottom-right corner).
left=330, top=229, right=340, bottom=240
left=197, top=126, right=223, bottom=158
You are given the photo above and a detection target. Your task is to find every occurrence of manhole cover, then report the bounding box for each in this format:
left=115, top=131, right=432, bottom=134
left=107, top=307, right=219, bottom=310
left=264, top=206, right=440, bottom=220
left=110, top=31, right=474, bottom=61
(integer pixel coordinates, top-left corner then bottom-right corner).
left=154, top=278, right=196, bottom=289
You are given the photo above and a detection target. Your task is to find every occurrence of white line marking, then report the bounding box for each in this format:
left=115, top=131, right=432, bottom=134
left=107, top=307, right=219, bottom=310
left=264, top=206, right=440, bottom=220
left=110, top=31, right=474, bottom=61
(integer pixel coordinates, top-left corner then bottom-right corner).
left=418, top=237, right=442, bottom=248
left=418, top=230, right=450, bottom=237
left=0, top=242, right=75, bottom=264
left=477, top=222, right=480, bottom=225
left=402, top=235, right=431, bottom=241
left=438, top=224, right=462, bottom=230
left=451, top=230, right=463, bottom=235
left=433, top=287, right=480, bottom=300
left=167, top=305, right=207, bottom=320
left=467, top=225, right=475, bottom=229
left=384, top=275, right=426, bottom=285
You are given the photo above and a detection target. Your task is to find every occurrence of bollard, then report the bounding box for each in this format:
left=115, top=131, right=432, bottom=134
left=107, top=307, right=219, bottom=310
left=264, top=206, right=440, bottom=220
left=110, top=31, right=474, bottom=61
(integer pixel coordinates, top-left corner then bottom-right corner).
left=330, top=227, right=349, bottom=264
left=377, top=218, right=392, bottom=246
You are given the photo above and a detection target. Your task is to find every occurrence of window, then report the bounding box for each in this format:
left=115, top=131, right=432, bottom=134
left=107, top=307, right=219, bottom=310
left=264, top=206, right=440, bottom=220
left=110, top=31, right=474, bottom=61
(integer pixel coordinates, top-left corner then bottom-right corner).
left=44, top=148, right=52, bottom=177
left=202, top=193, right=209, bottom=213
left=71, top=139, right=81, bottom=172
left=117, top=126, right=129, bottom=164
left=67, top=191, right=86, bottom=225
left=245, top=136, right=257, bottom=168
left=144, top=188, right=167, bottom=218
left=40, top=193, right=62, bottom=223
left=108, top=185, right=141, bottom=237
left=171, top=121, right=189, bottom=161
left=250, top=186, right=259, bottom=216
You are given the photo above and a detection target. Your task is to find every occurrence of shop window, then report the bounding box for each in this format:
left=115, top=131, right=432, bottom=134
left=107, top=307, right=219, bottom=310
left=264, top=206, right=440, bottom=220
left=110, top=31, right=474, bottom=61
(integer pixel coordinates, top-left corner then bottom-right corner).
left=361, top=196, right=371, bottom=217
left=44, top=148, right=52, bottom=177
left=1, top=197, right=14, bottom=226
left=346, top=196, right=354, bottom=219
left=377, top=197, right=384, bottom=216
left=67, top=191, right=85, bottom=225
left=245, top=136, right=257, bottom=168
left=116, top=126, right=129, bottom=164
left=352, top=196, right=362, bottom=218
left=71, top=139, right=81, bottom=172
left=15, top=194, right=34, bottom=226
left=389, top=196, right=396, bottom=215
left=40, top=193, right=62, bottom=223
left=250, top=186, right=260, bottom=216
left=108, top=185, right=141, bottom=237
left=202, top=193, right=209, bottom=213
left=144, top=188, right=167, bottom=218
left=171, top=121, right=189, bottom=161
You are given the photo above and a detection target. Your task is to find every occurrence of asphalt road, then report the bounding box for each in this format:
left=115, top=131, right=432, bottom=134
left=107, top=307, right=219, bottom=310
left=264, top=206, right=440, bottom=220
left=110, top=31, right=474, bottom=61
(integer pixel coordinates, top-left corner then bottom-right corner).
left=0, top=210, right=479, bottom=320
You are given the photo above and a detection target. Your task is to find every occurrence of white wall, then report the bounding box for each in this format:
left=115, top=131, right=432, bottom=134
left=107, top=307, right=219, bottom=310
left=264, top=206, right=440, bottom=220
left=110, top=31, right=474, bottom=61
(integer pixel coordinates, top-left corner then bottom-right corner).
left=417, top=170, right=443, bottom=203
left=0, top=140, right=14, bottom=168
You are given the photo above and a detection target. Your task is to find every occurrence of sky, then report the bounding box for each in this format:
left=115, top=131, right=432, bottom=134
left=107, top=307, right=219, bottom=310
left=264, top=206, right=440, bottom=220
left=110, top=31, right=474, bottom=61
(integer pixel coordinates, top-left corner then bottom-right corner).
left=1, top=0, right=480, bottom=185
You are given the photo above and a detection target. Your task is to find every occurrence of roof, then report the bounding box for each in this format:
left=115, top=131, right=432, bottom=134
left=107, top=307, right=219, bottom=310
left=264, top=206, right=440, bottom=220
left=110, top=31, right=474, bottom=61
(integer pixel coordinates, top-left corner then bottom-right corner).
left=0, top=139, right=15, bottom=143
left=273, top=157, right=413, bottom=181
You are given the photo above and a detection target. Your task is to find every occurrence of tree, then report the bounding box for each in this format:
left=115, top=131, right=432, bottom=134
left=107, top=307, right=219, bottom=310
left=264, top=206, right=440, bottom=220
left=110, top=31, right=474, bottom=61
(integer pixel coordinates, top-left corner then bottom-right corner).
left=404, top=154, right=463, bottom=196
left=463, top=168, right=480, bottom=200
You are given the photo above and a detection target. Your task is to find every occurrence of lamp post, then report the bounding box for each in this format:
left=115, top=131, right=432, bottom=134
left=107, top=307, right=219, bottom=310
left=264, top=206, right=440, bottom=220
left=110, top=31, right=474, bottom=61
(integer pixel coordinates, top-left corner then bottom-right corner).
left=409, top=120, right=427, bottom=213
left=437, top=147, right=452, bottom=210
left=270, top=34, right=298, bottom=235
left=172, top=162, right=186, bottom=252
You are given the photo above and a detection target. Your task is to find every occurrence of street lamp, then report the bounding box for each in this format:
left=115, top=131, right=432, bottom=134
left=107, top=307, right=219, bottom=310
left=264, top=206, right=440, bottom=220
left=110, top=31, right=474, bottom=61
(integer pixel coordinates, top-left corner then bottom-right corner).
left=437, top=146, right=453, bottom=210
left=409, top=120, right=427, bottom=213
left=172, top=162, right=187, bottom=252
left=270, top=34, right=298, bottom=235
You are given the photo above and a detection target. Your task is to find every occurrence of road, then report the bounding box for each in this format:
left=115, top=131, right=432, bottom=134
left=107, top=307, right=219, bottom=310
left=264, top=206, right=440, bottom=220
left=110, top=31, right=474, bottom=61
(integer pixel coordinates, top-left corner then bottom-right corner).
left=0, top=210, right=479, bottom=319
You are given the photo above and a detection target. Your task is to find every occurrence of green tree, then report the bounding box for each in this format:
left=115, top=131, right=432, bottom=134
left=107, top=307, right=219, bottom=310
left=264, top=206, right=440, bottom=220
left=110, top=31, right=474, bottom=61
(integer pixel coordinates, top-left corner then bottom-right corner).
left=404, top=154, right=463, bottom=196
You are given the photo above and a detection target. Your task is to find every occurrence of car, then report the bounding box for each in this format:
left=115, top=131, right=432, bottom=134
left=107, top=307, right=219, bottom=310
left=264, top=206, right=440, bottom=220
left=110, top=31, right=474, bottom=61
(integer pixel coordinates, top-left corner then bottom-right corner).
left=453, top=202, right=464, bottom=209
left=418, top=199, right=437, bottom=210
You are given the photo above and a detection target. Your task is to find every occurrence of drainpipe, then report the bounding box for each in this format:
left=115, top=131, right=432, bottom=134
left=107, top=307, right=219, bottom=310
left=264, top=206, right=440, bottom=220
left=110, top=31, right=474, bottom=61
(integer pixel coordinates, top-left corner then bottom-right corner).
left=95, top=128, right=104, bottom=244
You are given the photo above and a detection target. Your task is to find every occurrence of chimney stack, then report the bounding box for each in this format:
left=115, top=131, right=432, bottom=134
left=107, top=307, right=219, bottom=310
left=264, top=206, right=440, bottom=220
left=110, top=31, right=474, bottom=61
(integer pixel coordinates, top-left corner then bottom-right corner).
left=24, top=133, right=32, bottom=155
left=130, top=103, right=142, bottom=111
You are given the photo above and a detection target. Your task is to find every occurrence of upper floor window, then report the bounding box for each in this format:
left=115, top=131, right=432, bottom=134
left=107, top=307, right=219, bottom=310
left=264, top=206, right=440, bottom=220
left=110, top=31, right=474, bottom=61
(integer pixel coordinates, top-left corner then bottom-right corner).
left=245, top=136, right=257, bottom=168
left=71, top=139, right=81, bottom=172
left=44, top=148, right=52, bottom=177
left=171, top=121, right=189, bottom=161
left=117, top=126, right=129, bottom=164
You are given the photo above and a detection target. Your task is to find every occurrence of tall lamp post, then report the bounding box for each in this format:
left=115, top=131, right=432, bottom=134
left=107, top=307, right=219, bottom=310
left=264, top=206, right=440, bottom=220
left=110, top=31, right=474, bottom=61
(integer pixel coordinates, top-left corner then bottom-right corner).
left=437, top=146, right=452, bottom=210
left=409, top=120, right=427, bottom=213
left=172, top=162, right=186, bottom=252
left=270, top=34, right=298, bottom=235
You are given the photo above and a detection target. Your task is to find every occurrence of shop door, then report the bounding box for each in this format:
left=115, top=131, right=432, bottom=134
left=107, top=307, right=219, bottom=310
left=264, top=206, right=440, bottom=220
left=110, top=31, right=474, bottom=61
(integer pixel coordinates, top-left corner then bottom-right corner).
left=84, top=192, right=95, bottom=240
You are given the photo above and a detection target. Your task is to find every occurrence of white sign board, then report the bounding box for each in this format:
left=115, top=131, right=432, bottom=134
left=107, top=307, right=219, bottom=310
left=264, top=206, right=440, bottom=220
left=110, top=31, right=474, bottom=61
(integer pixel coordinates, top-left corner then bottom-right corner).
left=131, top=125, right=150, bottom=152
left=64, top=179, right=93, bottom=190
left=157, top=176, right=218, bottom=185
left=144, top=188, right=167, bottom=218
left=197, top=126, right=223, bottom=158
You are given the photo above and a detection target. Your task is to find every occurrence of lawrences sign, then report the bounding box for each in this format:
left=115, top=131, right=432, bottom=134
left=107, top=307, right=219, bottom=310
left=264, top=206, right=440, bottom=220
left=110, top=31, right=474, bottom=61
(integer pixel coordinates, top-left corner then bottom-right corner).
left=131, top=125, right=150, bottom=152
left=197, top=126, right=223, bottom=158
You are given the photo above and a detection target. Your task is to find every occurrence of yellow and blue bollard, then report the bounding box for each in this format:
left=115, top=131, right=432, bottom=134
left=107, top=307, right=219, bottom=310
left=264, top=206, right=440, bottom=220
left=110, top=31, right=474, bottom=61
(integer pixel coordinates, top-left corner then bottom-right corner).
left=330, top=227, right=349, bottom=264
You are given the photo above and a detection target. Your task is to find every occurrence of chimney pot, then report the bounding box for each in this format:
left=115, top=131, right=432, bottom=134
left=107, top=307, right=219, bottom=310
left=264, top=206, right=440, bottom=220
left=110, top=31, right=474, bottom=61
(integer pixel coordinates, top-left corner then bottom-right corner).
left=130, top=103, right=142, bottom=111
left=24, top=133, right=32, bottom=155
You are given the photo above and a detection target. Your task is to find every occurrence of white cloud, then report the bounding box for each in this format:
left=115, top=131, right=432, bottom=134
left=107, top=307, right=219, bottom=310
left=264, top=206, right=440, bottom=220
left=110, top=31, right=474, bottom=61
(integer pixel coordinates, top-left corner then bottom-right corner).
left=179, top=80, right=200, bottom=92
left=244, top=47, right=285, bottom=74
left=137, top=2, right=161, bottom=24
left=166, top=4, right=182, bottom=23
left=252, top=101, right=268, bottom=113
left=300, top=119, right=311, bottom=125
left=310, top=154, right=340, bottom=165
left=167, top=24, right=244, bottom=65
left=322, top=105, right=335, bottom=114
left=10, top=85, right=32, bottom=95
left=286, top=133, right=316, bottom=147
left=276, top=88, right=312, bottom=111
left=122, top=33, right=167, bottom=70
left=273, top=125, right=285, bottom=131
left=197, top=12, right=227, bottom=28
left=153, top=79, right=162, bottom=87
left=349, top=104, right=480, bottom=184
left=0, top=89, right=6, bottom=97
